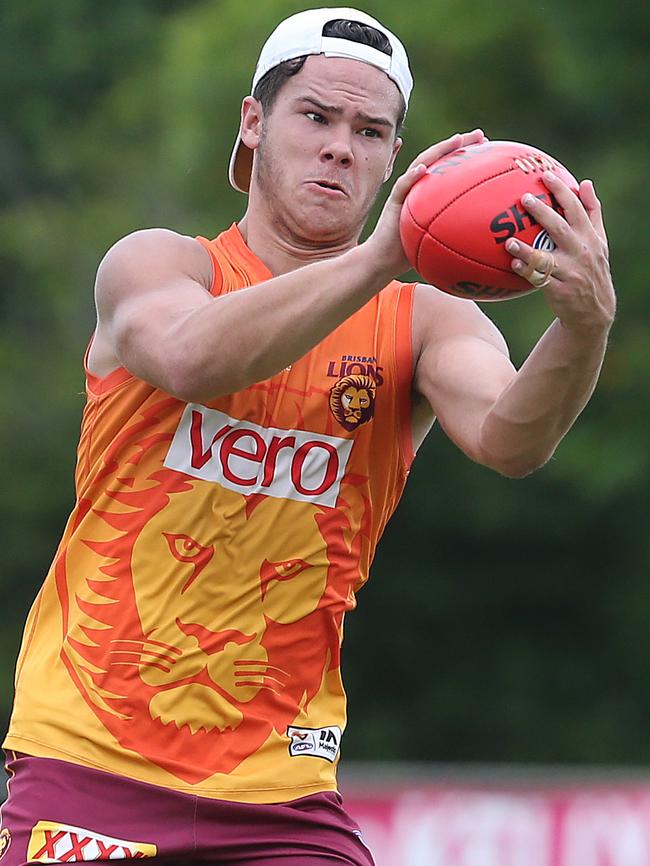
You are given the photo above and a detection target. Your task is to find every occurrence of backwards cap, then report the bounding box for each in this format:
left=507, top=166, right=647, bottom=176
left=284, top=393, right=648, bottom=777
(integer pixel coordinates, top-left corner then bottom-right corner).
left=229, top=7, right=413, bottom=193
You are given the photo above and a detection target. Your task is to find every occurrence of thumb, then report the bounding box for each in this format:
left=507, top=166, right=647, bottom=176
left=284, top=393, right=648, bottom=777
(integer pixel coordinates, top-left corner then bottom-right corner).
left=389, top=163, right=427, bottom=209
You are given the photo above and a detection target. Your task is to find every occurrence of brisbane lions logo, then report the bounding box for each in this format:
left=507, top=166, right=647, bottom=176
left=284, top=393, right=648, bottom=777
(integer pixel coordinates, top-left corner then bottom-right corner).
left=329, top=374, right=376, bottom=431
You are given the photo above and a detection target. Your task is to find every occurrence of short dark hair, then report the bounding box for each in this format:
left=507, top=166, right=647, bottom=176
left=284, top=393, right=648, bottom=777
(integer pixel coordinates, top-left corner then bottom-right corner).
left=252, top=18, right=406, bottom=133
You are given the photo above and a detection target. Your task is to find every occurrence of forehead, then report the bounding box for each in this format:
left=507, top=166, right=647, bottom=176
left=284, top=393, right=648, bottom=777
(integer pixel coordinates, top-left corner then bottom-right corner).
left=279, top=54, right=402, bottom=120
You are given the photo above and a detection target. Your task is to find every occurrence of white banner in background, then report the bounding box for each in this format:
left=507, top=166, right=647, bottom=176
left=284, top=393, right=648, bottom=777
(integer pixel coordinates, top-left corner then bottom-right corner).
left=344, top=786, right=650, bottom=866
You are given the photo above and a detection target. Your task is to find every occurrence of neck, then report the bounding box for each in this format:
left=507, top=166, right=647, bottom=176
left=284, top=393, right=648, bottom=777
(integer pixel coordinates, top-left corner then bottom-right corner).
left=237, top=186, right=362, bottom=277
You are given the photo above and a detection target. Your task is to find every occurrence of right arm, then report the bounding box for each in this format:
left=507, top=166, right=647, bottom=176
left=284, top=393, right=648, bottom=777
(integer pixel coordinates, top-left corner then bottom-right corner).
left=93, top=131, right=486, bottom=403
left=93, top=227, right=397, bottom=403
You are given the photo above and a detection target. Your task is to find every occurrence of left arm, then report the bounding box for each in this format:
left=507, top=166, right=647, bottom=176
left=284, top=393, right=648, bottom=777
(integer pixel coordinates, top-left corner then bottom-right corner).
left=413, top=174, right=616, bottom=477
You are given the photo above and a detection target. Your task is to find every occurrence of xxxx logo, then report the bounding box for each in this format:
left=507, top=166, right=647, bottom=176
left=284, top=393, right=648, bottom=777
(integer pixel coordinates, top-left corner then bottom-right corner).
left=28, top=820, right=157, bottom=862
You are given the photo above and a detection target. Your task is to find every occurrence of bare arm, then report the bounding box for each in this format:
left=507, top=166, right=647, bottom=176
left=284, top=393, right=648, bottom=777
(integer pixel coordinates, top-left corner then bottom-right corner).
left=94, top=131, right=487, bottom=403
left=414, top=175, right=615, bottom=478
left=95, top=227, right=398, bottom=401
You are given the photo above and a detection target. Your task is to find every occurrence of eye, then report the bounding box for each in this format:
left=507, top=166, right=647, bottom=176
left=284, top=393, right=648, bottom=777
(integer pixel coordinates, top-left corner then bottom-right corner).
left=164, top=533, right=210, bottom=564
left=305, top=111, right=326, bottom=124
left=162, top=532, right=214, bottom=594
left=360, top=127, right=382, bottom=138
left=274, top=559, right=310, bottom=578
left=259, top=557, right=312, bottom=600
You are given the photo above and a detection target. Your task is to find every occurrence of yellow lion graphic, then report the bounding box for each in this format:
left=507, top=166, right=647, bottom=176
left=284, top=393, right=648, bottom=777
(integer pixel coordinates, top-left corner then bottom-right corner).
left=329, top=374, right=376, bottom=431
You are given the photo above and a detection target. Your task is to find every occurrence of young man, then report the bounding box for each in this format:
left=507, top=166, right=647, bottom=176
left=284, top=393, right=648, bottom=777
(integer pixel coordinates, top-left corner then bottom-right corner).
left=1, top=8, right=615, bottom=866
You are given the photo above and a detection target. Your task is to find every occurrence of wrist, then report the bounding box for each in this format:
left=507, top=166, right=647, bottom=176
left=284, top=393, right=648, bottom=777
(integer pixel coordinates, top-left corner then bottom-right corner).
left=554, top=315, right=612, bottom=348
left=358, top=234, right=407, bottom=286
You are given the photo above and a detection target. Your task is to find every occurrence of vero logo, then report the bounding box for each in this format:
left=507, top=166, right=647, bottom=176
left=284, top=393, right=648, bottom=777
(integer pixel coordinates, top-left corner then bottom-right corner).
left=165, top=405, right=352, bottom=508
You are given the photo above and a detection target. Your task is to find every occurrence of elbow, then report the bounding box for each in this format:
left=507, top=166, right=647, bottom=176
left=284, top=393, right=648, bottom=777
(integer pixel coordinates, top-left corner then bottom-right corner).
left=165, top=359, right=243, bottom=404
left=164, top=349, right=259, bottom=404
left=491, top=457, right=547, bottom=479
left=120, top=331, right=275, bottom=403
left=477, top=451, right=550, bottom=479
left=476, top=429, right=555, bottom=479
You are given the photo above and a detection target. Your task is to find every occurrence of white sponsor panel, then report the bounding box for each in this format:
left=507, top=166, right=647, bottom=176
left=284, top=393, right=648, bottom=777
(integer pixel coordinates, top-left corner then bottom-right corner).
left=287, top=725, right=342, bottom=762
left=165, top=405, right=353, bottom=508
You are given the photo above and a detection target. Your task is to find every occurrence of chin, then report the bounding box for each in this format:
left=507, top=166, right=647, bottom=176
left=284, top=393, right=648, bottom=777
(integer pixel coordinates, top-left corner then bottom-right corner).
left=293, top=205, right=360, bottom=245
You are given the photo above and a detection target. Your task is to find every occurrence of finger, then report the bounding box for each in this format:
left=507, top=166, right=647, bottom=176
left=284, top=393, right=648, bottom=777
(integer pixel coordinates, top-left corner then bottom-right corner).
left=389, top=162, right=428, bottom=207
left=519, top=191, right=579, bottom=254
left=517, top=249, right=554, bottom=284
left=542, top=171, right=590, bottom=231
left=579, top=179, right=608, bottom=244
left=458, top=128, right=488, bottom=148
left=511, top=258, right=561, bottom=289
left=408, top=133, right=461, bottom=172
left=408, top=128, right=485, bottom=172
left=505, top=239, right=565, bottom=283
left=395, top=129, right=488, bottom=208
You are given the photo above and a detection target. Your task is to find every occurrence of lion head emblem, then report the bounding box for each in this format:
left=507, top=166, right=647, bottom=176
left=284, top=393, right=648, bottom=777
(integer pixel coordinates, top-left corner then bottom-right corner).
left=329, top=374, right=376, bottom=431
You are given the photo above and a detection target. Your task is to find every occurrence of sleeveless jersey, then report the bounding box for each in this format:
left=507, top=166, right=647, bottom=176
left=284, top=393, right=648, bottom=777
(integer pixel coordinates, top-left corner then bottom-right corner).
left=4, top=224, right=415, bottom=804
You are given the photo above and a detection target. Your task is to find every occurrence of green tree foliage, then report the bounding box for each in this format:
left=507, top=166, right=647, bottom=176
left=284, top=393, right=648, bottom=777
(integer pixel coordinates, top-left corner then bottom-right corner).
left=1, top=0, right=648, bottom=762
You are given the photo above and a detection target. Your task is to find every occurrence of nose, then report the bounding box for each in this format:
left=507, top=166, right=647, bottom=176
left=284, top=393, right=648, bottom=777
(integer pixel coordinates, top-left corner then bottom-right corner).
left=320, top=128, right=354, bottom=168
left=176, top=618, right=255, bottom=655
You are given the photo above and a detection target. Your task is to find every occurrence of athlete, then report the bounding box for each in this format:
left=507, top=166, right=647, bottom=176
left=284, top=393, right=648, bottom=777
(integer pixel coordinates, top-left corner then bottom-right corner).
left=0, top=7, right=615, bottom=866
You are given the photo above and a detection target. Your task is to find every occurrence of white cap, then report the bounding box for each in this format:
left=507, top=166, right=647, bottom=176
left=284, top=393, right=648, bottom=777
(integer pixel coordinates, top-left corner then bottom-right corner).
left=229, top=7, right=413, bottom=193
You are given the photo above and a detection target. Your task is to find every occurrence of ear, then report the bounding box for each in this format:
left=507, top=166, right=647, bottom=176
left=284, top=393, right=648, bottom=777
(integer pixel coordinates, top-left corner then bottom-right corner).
left=240, top=96, right=264, bottom=150
left=383, top=136, right=403, bottom=183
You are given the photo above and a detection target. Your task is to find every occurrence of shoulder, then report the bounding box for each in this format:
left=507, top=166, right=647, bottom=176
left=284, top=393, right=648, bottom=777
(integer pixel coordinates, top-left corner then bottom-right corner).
left=96, top=228, right=213, bottom=306
left=412, top=282, right=509, bottom=362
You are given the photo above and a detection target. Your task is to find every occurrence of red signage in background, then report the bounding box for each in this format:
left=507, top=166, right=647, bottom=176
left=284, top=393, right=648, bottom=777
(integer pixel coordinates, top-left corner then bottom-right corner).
left=342, top=781, right=650, bottom=866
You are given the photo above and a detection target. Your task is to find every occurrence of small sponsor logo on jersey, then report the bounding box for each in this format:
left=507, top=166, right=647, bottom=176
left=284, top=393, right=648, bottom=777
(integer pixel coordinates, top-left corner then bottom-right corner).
left=532, top=229, right=556, bottom=251
left=287, top=725, right=342, bottom=762
left=0, top=828, right=11, bottom=860
left=329, top=375, right=376, bottom=431
left=27, top=820, right=157, bottom=862
left=165, top=406, right=352, bottom=508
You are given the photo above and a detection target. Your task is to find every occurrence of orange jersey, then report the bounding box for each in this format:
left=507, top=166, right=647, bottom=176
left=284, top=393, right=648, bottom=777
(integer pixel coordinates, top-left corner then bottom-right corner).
left=5, top=224, right=415, bottom=803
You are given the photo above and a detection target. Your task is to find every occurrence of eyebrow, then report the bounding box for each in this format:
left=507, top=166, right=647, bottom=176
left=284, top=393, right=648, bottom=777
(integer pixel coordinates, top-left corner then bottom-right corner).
left=295, top=96, right=394, bottom=129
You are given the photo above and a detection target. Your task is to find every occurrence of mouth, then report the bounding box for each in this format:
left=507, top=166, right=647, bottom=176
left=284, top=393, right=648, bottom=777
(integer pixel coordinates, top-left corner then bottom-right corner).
left=305, top=179, right=347, bottom=197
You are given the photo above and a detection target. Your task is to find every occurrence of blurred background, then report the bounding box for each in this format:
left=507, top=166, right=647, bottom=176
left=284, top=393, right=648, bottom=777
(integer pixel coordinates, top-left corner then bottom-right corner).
left=1, top=0, right=648, bottom=862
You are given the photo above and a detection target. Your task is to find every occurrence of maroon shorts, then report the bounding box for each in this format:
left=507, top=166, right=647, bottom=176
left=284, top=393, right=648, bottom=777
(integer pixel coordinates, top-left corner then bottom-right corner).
left=0, top=752, right=374, bottom=866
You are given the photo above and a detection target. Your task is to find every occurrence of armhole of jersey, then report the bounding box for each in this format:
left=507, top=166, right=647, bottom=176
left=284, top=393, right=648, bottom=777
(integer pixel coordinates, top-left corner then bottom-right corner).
left=84, top=334, right=134, bottom=397
left=395, top=282, right=416, bottom=470
left=195, top=236, right=225, bottom=297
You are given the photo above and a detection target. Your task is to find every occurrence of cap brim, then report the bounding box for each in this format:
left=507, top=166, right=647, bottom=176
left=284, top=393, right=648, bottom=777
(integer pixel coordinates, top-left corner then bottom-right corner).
left=228, top=132, right=254, bottom=194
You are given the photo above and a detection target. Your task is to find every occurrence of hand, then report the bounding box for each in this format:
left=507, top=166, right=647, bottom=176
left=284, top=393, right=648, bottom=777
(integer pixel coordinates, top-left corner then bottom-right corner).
left=365, top=129, right=489, bottom=278
left=506, top=173, right=616, bottom=336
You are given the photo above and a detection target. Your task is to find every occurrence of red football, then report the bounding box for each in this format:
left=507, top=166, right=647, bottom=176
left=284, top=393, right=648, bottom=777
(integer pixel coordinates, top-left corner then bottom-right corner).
left=399, top=140, right=579, bottom=300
